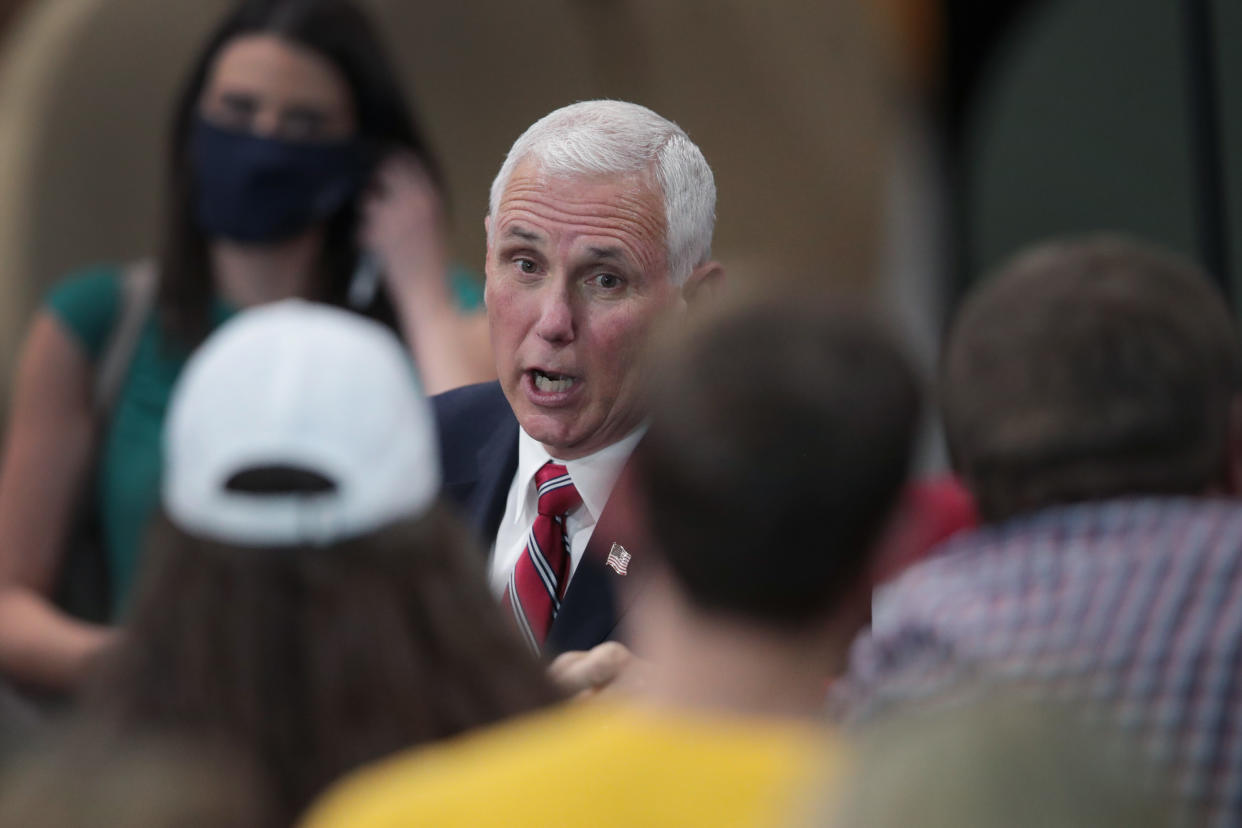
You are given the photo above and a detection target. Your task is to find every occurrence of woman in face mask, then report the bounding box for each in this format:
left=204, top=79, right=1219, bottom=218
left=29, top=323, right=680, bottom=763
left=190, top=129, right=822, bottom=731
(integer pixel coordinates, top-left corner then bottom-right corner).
left=0, top=0, right=493, bottom=697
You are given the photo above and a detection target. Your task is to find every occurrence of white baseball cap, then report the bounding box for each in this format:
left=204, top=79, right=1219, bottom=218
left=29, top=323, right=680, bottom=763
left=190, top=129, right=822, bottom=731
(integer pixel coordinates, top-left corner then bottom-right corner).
left=162, top=300, right=440, bottom=546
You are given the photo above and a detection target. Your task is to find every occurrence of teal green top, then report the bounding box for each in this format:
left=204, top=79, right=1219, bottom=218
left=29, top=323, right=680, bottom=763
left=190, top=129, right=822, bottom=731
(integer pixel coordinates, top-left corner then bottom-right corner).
left=45, top=263, right=484, bottom=615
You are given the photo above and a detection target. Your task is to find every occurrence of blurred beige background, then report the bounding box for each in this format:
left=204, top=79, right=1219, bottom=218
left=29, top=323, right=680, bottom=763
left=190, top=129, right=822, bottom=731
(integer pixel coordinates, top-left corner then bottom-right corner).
left=0, top=0, right=898, bottom=407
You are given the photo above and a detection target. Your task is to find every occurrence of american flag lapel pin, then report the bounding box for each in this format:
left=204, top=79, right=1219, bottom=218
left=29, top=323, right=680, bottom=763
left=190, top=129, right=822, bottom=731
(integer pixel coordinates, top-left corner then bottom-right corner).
left=605, top=543, right=632, bottom=575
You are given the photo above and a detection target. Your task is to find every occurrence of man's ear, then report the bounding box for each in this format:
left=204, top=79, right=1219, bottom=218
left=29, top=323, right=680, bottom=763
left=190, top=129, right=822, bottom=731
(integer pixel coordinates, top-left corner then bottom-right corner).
left=483, top=214, right=492, bottom=249
left=681, top=260, right=725, bottom=306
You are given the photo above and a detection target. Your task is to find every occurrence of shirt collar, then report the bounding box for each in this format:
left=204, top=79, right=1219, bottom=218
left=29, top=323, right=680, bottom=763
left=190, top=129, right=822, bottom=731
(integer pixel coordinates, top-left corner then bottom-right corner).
left=515, top=425, right=646, bottom=521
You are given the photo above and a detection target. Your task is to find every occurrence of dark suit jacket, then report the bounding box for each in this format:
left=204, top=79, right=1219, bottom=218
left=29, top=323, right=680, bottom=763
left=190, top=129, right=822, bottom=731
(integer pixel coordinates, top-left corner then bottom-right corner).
left=432, top=381, right=647, bottom=655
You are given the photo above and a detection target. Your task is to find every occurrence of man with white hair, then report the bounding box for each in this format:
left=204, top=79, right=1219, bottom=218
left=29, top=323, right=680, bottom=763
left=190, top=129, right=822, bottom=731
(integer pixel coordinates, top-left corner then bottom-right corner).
left=433, top=100, right=722, bottom=655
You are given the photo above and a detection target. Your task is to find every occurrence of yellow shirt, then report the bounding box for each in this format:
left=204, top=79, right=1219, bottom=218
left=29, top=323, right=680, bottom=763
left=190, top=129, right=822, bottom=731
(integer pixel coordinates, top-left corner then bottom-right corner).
left=302, top=701, right=843, bottom=828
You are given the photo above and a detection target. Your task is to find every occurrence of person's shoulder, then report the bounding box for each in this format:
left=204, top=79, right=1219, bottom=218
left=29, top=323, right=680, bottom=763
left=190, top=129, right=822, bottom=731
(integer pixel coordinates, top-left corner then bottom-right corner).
left=873, top=524, right=992, bottom=609
left=42, top=263, right=126, bottom=360
left=302, top=702, right=838, bottom=828
left=432, top=381, right=512, bottom=444
left=431, top=382, right=515, bottom=486
left=432, top=380, right=508, bottom=417
left=301, top=702, right=591, bottom=828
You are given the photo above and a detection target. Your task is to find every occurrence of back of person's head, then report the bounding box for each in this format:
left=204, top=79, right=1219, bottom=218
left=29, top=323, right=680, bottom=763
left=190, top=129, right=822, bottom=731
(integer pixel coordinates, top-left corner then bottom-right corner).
left=0, top=727, right=276, bottom=828
left=488, top=99, right=715, bottom=284
left=85, top=301, right=559, bottom=823
left=634, top=301, right=921, bottom=629
left=942, top=235, right=1242, bottom=522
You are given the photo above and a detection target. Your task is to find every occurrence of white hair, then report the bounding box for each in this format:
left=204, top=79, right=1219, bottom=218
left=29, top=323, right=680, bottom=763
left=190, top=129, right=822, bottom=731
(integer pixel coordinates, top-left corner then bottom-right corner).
left=488, top=100, right=716, bottom=285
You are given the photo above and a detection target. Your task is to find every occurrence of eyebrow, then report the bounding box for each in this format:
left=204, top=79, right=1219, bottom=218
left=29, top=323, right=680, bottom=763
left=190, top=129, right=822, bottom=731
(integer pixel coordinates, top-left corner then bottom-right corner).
left=218, top=91, right=258, bottom=108
left=497, top=227, right=631, bottom=264
left=503, top=226, right=544, bottom=244
left=282, top=105, right=329, bottom=122
left=586, top=246, right=626, bottom=262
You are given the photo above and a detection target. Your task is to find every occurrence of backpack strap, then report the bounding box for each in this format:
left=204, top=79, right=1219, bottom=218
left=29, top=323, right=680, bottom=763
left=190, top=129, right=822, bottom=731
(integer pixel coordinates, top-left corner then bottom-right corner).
left=47, top=260, right=157, bottom=633
left=93, top=260, right=156, bottom=417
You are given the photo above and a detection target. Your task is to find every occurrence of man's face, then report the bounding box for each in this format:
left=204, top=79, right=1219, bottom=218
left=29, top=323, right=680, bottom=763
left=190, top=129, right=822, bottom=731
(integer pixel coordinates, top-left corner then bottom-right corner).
left=485, top=158, right=681, bottom=460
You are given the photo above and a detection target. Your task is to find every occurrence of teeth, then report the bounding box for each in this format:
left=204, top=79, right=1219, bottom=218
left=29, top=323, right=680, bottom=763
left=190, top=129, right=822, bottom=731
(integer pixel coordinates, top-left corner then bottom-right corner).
left=534, top=371, right=575, bottom=393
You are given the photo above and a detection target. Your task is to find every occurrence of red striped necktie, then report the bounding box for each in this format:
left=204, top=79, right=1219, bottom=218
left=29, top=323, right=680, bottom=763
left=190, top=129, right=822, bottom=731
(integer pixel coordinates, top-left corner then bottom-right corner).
left=504, top=462, right=582, bottom=650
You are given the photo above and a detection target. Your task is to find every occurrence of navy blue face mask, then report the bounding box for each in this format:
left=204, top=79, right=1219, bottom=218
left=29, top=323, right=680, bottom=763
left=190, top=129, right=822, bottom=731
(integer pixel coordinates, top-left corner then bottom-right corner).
left=190, top=117, right=368, bottom=244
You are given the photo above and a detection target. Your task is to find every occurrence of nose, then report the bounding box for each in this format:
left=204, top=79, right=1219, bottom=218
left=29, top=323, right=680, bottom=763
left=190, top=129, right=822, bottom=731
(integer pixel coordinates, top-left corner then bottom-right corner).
left=533, top=285, right=575, bottom=345
left=251, top=107, right=282, bottom=138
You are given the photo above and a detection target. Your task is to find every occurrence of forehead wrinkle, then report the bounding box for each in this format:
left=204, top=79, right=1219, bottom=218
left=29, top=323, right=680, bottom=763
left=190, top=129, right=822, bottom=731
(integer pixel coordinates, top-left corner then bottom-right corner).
left=499, top=177, right=665, bottom=219
left=497, top=210, right=662, bottom=273
left=496, top=196, right=665, bottom=267
left=497, top=203, right=661, bottom=241
left=500, top=168, right=665, bottom=236
left=493, top=162, right=671, bottom=277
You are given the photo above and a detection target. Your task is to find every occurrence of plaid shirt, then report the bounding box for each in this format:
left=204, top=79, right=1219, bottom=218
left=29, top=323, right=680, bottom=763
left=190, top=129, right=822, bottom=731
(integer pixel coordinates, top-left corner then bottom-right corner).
left=838, top=497, right=1242, bottom=827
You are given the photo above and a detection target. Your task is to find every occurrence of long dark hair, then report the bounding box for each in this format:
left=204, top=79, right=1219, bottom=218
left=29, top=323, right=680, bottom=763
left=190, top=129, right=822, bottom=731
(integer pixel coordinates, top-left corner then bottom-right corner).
left=83, top=504, right=561, bottom=825
left=156, top=0, right=445, bottom=345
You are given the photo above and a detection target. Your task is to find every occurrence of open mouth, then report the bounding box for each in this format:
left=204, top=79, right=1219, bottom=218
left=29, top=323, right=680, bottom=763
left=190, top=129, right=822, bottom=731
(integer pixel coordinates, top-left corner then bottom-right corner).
left=530, top=369, right=577, bottom=393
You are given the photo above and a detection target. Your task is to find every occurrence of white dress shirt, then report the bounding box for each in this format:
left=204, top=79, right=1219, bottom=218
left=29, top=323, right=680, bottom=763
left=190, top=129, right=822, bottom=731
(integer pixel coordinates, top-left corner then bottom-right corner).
left=488, top=426, right=645, bottom=596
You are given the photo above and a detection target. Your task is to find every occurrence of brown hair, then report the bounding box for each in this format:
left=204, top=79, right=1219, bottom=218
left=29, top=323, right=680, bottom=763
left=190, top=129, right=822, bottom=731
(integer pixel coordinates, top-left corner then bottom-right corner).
left=635, top=301, right=921, bottom=627
left=83, top=503, right=561, bottom=824
left=942, top=235, right=1242, bottom=522
left=156, top=0, right=445, bottom=345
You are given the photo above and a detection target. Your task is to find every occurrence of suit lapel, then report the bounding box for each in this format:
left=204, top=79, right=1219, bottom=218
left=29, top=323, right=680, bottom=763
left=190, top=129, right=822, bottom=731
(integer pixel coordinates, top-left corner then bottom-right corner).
left=462, top=419, right=519, bottom=543
left=440, top=398, right=519, bottom=551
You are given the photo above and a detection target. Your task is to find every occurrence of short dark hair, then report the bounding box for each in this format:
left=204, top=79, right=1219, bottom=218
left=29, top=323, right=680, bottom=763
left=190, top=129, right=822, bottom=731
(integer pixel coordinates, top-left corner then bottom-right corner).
left=634, top=302, right=921, bottom=628
left=84, top=503, right=560, bottom=825
left=942, top=236, right=1242, bottom=522
left=156, top=0, right=444, bottom=345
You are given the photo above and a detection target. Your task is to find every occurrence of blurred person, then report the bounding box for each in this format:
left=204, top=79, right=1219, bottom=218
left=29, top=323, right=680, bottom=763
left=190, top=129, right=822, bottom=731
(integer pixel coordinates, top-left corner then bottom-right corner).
left=301, top=301, right=921, bottom=828
left=867, top=475, right=979, bottom=586
left=0, top=727, right=277, bottom=828
left=819, top=697, right=1169, bottom=828
left=839, top=236, right=1242, bottom=825
left=433, top=99, right=723, bottom=658
left=79, top=301, right=559, bottom=826
left=0, top=0, right=492, bottom=693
